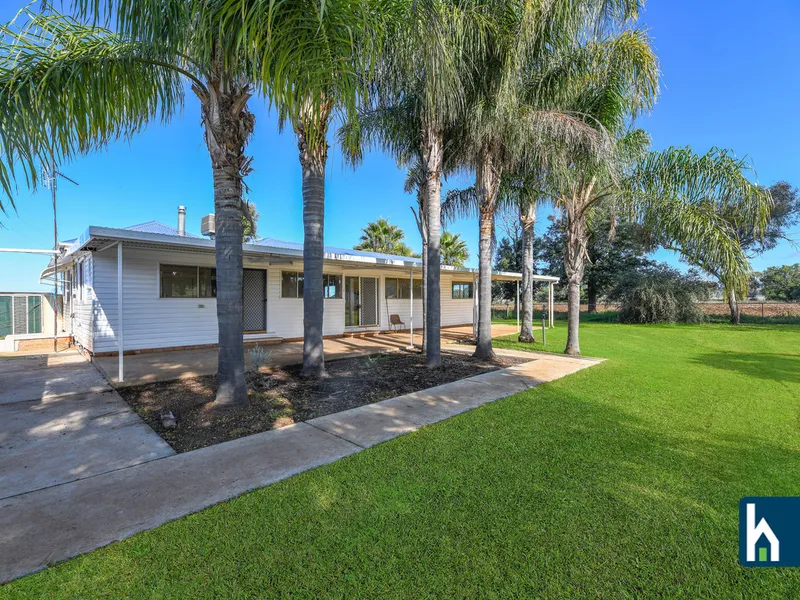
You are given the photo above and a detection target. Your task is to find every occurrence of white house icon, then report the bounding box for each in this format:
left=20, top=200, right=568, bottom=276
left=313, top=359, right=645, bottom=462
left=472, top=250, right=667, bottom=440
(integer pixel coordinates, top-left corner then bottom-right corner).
left=746, top=503, right=780, bottom=562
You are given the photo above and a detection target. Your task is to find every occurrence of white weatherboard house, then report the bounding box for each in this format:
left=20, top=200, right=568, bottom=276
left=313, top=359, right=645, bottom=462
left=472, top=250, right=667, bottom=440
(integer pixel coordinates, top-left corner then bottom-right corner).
left=39, top=209, right=558, bottom=359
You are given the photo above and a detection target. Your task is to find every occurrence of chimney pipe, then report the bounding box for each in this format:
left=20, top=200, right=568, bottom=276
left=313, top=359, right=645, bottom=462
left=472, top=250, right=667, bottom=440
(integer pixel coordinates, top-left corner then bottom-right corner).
left=177, top=206, right=186, bottom=237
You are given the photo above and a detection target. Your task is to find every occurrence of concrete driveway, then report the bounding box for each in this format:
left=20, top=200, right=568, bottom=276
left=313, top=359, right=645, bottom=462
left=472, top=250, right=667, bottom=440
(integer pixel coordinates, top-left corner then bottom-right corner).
left=0, top=352, right=174, bottom=500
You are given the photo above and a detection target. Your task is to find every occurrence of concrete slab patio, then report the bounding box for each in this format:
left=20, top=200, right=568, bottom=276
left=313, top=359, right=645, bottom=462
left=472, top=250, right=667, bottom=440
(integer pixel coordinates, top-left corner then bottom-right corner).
left=0, top=345, right=602, bottom=584
left=94, top=324, right=521, bottom=387
left=0, top=352, right=175, bottom=500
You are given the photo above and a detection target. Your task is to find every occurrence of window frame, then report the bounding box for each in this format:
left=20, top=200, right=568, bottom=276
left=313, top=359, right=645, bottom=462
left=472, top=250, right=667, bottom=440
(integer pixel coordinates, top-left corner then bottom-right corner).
left=385, top=277, right=422, bottom=300
left=280, top=270, right=305, bottom=299
left=323, top=274, right=342, bottom=299
left=77, top=262, right=84, bottom=302
left=159, top=264, right=217, bottom=299
left=451, top=281, right=474, bottom=300
left=282, top=271, right=343, bottom=299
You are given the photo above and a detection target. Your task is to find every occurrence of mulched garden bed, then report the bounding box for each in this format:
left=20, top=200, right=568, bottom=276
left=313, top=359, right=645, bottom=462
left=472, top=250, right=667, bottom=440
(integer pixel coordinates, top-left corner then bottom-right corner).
left=119, top=349, right=528, bottom=453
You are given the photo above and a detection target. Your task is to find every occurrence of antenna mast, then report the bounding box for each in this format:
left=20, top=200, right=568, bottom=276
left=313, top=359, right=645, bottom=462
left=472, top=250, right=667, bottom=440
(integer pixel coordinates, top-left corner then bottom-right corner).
left=42, top=159, right=78, bottom=352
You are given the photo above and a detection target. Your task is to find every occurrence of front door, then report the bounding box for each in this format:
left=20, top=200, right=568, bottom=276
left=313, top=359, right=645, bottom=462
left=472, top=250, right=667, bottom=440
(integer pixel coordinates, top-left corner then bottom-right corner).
left=345, top=276, right=378, bottom=327
left=242, top=269, right=267, bottom=332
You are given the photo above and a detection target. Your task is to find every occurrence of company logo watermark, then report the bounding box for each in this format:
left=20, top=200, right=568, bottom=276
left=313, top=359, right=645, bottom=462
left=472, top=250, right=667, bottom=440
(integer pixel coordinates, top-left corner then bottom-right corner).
left=739, top=497, right=800, bottom=567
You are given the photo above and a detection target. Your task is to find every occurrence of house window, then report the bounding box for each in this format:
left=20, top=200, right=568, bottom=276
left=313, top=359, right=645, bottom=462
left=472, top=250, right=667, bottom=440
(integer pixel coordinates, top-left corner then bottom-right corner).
left=77, top=262, right=84, bottom=301
left=323, top=274, right=342, bottom=299
left=160, top=265, right=216, bottom=298
left=385, top=277, right=422, bottom=299
left=282, top=272, right=340, bottom=299
left=199, top=267, right=216, bottom=298
left=281, top=271, right=305, bottom=298
left=452, top=282, right=474, bottom=299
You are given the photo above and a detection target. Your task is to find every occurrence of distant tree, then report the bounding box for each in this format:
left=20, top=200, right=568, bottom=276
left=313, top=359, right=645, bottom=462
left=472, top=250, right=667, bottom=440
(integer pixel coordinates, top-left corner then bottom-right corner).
left=690, top=181, right=799, bottom=322
left=493, top=236, right=523, bottom=306
left=759, top=264, right=800, bottom=302
left=354, top=218, right=414, bottom=256
left=242, top=200, right=259, bottom=243
left=738, top=182, right=800, bottom=255
left=440, top=231, right=469, bottom=267
left=536, top=212, right=655, bottom=309
left=585, top=214, right=655, bottom=311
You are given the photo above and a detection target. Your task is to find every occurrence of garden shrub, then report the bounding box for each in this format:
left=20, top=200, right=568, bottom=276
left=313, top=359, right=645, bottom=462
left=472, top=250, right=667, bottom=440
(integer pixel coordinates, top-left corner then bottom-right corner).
left=618, top=270, right=709, bottom=324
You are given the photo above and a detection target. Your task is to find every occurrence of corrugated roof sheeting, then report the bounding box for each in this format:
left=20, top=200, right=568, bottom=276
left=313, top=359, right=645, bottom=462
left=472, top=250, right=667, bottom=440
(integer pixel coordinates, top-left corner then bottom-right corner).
left=125, top=221, right=199, bottom=237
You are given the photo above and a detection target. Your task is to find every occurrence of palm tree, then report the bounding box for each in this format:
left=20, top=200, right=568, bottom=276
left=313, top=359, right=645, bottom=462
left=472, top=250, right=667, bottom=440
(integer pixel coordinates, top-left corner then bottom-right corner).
left=228, top=0, right=385, bottom=378
left=628, top=147, right=772, bottom=328
left=531, top=25, right=659, bottom=355
left=342, top=0, right=488, bottom=368
left=355, top=218, right=414, bottom=256
left=499, top=176, right=545, bottom=343
left=551, top=131, right=771, bottom=354
left=534, top=20, right=771, bottom=354
left=448, top=0, right=645, bottom=359
left=0, top=6, right=256, bottom=406
left=440, top=231, right=469, bottom=267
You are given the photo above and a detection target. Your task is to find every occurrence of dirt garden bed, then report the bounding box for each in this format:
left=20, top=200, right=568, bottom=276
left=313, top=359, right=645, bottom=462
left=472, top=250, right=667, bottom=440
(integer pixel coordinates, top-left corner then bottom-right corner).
left=119, top=349, right=529, bottom=453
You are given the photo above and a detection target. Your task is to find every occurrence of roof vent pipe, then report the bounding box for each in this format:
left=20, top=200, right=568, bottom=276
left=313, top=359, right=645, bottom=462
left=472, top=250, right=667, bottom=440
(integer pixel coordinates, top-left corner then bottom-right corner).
left=177, top=206, right=186, bottom=237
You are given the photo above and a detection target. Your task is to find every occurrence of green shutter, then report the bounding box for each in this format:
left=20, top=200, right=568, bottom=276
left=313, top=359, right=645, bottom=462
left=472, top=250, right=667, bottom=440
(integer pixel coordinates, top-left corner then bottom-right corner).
left=27, top=296, right=42, bottom=334
left=0, top=296, right=11, bottom=338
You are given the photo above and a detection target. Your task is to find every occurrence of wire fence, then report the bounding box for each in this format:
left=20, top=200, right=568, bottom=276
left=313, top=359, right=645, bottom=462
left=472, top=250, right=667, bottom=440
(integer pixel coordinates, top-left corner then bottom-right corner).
left=492, top=302, right=800, bottom=324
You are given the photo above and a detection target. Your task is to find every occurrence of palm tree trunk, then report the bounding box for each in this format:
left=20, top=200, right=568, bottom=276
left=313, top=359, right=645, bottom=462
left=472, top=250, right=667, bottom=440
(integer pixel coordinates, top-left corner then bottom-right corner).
left=213, top=164, right=247, bottom=405
left=474, top=151, right=500, bottom=359
left=563, top=185, right=591, bottom=356
left=727, top=287, right=740, bottom=325
left=518, top=202, right=535, bottom=343
left=412, top=189, right=429, bottom=353
left=195, top=66, right=254, bottom=407
left=297, top=104, right=331, bottom=378
left=421, top=237, right=428, bottom=353
left=421, top=124, right=443, bottom=368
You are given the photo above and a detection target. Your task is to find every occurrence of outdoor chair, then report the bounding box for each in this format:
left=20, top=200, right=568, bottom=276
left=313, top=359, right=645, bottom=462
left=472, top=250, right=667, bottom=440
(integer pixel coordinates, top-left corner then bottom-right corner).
left=389, top=314, right=405, bottom=330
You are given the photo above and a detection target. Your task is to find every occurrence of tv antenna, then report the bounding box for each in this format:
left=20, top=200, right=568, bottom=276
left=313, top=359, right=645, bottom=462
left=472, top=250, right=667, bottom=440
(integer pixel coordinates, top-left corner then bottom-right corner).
left=41, top=158, right=79, bottom=352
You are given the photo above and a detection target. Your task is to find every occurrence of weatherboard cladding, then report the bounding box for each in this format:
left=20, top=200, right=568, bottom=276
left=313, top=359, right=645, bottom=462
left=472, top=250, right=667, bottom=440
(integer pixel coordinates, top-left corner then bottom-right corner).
left=88, top=244, right=473, bottom=353
left=46, top=221, right=496, bottom=352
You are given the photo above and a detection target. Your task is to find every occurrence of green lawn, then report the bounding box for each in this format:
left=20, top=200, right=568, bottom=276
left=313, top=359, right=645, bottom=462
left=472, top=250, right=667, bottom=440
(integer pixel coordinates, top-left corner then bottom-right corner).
left=6, top=323, right=800, bottom=598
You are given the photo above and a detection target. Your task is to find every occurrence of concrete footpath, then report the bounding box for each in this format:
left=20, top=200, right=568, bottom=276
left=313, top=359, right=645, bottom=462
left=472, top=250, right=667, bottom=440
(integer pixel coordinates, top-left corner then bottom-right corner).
left=0, top=352, right=174, bottom=500
left=0, top=349, right=602, bottom=584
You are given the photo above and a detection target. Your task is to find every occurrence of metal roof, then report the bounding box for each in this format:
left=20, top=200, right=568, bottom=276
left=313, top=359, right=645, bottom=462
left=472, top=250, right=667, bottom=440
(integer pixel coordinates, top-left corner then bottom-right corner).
left=40, top=222, right=560, bottom=284
left=124, top=221, right=199, bottom=237
left=255, top=237, right=424, bottom=267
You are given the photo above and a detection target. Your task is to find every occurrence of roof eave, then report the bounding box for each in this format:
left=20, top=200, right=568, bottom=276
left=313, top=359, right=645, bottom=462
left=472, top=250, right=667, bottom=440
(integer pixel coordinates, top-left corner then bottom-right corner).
left=59, top=225, right=555, bottom=282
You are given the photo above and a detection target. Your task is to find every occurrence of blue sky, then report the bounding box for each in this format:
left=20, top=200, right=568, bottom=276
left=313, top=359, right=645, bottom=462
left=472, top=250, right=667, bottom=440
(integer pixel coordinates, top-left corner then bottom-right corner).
left=1, top=0, right=799, bottom=292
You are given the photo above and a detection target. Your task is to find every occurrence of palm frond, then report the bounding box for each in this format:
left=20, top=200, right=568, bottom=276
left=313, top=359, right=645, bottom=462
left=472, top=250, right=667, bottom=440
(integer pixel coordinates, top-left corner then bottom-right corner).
left=442, top=186, right=478, bottom=225
left=0, top=9, right=185, bottom=211
left=630, top=146, right=773, bottom=295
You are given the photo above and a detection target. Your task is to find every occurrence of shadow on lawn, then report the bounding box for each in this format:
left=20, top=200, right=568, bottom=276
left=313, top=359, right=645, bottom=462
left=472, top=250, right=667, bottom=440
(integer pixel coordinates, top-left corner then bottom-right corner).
left=692, top=352, right=800, bottom=385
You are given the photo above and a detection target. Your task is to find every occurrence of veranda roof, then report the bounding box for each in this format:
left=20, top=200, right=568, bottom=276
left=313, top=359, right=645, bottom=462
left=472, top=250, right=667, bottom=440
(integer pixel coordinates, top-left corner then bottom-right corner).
left=39, top=222, right=561, bottom=284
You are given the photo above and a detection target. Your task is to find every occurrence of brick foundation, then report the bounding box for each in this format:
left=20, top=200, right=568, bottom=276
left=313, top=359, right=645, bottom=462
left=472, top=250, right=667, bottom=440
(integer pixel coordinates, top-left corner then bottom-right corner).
left=15, top=336, right=73, bottom=353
